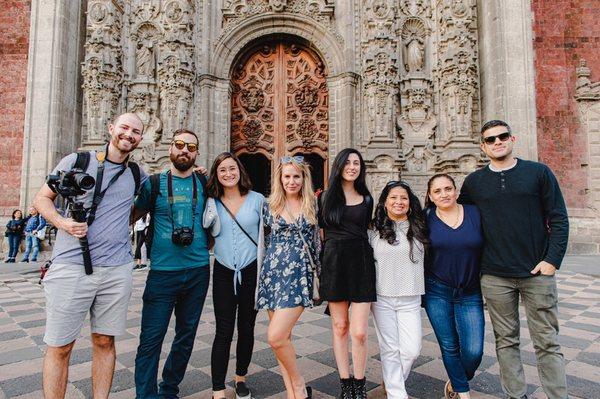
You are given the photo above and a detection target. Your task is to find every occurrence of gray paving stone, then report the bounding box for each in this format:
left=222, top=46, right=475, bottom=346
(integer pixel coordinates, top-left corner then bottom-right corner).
left=558, top=334, right=594, bottom=350
left=0, top=329, right=27, bottom=341
left=243, top=370, right=286, bottom=398
left=0, top=372, right=42, bottom=397
left=566, top=373, right=600, bottom=399
left=0, top=346, right=43, bottom=366
left=405, top=372, right=446, bottom=399
left=563, top=321, right=600, bottom=333
left=250, top=347, right=280, bottom=369
left=306, top=348, right=337, bottom=369
left=17, top=318, right=45, bottom=329
left=6, top=308, right=44, bottom=317
left=70, top=347, right=93, bottom=365
left=187, top=347, right=214, bottom=369
left=575, top=351, right=600, bottom=367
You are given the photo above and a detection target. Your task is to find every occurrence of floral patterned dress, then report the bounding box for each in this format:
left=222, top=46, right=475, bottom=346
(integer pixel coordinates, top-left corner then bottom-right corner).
left=256, top=202, right=319, bottom=310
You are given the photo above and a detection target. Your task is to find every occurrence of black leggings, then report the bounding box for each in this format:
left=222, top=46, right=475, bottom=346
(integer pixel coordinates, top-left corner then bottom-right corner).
left=134, top=230, right=146, bottom=260
left=211, top=259, right=258, bottom=391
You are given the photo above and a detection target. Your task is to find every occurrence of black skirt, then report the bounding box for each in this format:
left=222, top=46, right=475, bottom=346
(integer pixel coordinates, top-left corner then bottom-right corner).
left=319, top=238, right=377, bottom=302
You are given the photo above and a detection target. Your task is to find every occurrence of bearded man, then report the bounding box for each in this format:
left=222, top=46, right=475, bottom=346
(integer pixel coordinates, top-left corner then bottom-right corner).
left=132, top=129, right=211, bottom=399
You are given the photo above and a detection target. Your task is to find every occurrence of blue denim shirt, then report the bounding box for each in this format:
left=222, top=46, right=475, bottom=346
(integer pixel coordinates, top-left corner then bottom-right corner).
left=24, top=215, right=46, bottom=233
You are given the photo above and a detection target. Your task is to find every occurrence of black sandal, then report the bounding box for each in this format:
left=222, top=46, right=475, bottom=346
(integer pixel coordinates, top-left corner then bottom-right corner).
left=305, top=386, right=313, bottom=399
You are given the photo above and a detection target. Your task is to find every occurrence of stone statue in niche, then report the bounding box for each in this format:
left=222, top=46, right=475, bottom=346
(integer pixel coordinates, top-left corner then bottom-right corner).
left=402, top=18, right=427, bottom=73
left=406, top=34, right=424, bottom=72
left=136, top=41, right=154, bottom=78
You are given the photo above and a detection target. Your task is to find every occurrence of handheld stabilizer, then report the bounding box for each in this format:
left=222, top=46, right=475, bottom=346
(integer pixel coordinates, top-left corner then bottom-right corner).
left=47, top=168, right=96, bottom=275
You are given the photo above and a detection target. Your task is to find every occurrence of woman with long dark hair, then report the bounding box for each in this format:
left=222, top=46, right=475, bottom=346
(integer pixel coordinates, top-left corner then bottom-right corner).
left=203, top=152, right=264, bottom=399
left=319, top=148, right=375, bottom=399
left=5, top=209, right=25, bottom=263
left=423, top=174, right=484, bottom=399
left=369, top=181, right=427, bottom=399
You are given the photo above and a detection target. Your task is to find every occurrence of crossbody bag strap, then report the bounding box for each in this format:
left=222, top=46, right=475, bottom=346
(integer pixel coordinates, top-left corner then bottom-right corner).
left=217, top=198, right=258, bottom=247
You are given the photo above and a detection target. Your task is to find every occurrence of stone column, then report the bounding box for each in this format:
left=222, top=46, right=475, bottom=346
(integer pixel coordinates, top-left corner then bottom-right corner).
left=478, top=0, right=537, bottom=160
left=327, top=72, right=359, bottom=157
left=21, top=0, right=87, bottom=208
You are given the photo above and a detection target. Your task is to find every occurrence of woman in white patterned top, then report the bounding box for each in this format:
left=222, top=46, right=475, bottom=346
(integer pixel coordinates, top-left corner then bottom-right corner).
left=368, top=181, right=428, bottom=399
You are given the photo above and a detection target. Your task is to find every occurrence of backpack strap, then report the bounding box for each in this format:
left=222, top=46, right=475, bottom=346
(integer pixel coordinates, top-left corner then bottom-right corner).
left=74, top=151, right=91, bottom=171
left=194, top=171, right=207, bottom=196
left=128, top=161, right=141, bottom=195
left=144, top=173, right=162, bottom=257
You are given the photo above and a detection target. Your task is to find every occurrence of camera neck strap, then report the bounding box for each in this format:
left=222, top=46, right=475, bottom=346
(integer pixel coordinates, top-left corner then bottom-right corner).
left=87, top=145, right=130, bottom=226
left=166, top=171, right=198, bottom=233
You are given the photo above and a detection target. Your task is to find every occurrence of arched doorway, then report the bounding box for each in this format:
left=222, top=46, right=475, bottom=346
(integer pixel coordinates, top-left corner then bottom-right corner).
left=230, top=39, right=329, bottom=195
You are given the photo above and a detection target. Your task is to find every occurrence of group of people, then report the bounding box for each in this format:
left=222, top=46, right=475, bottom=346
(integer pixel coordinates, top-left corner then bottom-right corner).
left=4, top=206, right=47, bottom=263
left=33, top=112, right=570, bottom=399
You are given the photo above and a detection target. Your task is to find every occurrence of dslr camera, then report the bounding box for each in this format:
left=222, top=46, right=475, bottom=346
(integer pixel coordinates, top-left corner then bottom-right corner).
left=172, top=227, right=194, bottom=246
left=47, top=168, right=95, bottom=198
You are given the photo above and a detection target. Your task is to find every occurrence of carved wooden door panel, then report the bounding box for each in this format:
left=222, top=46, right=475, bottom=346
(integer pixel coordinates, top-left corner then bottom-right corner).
left=231, top=42, right=328, bottom=193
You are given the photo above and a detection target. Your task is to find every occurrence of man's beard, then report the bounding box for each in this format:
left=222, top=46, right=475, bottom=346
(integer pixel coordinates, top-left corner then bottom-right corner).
left=171, top=153, right=196, bottom=171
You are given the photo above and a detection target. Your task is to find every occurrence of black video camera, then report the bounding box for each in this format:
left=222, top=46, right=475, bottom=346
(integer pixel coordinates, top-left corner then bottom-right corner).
left=172, top=227, right=194, bottom=246
left=47, top=168, right=96, bottom=275
left=47, top=169, right=95, bottom=198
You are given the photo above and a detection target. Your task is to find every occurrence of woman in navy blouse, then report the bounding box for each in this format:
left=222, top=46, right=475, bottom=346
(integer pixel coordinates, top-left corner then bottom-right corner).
left=203, top=152, right=264, bottom=399
left=423, top=174, right=484, bottom=399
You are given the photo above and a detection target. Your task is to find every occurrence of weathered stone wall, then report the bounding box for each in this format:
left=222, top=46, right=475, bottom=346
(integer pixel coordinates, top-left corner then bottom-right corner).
left=0, top=0, right=30, bottom=217
left=532, top=0, right=600, bottom=254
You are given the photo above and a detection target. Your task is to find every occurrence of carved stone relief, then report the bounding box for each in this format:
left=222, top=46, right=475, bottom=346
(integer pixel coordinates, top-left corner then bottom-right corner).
left=575, top=59, right=600, bottom=215
left=81, top=1, right=124, bottom=145
left=81, top=0, right=195, bottom=170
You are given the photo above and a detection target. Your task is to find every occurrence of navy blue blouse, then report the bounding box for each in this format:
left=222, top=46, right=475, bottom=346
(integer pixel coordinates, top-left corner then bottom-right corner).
left=426, top=204, right=483, bottom=292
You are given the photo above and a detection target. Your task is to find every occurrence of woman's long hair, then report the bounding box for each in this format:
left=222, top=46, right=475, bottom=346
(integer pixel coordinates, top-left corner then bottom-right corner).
left=11, top=209, right=22, bottom=220
left=268, top=159, right=317, bottom=225
left=424, top=173, right=456, bottom=209
left=373, top=181, right=428, bottom=262
left=206, top=152, right=252, bottom=198
left=321, top=148, right=371, bottom=226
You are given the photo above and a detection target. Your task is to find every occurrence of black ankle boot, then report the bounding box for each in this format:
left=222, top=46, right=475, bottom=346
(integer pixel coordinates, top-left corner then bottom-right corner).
left=339, top=377, right=354, bottom=399
left=353, top=377, right=367, bottom=399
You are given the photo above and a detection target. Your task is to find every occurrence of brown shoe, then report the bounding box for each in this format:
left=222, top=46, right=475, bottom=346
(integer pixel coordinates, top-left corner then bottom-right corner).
left=444, top=380, right=459, bottom=399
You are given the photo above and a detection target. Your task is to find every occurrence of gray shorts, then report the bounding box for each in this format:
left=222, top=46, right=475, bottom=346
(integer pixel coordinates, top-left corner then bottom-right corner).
left=43, top=262, right=134, bottom=347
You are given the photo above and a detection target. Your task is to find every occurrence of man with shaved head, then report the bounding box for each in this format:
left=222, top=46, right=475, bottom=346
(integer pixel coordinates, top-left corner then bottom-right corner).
left=34, top=112, right=148, bottom=398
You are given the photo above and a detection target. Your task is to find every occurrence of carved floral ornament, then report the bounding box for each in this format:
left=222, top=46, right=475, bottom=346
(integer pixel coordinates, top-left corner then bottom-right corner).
left=576, top=59, right=600, bottom=101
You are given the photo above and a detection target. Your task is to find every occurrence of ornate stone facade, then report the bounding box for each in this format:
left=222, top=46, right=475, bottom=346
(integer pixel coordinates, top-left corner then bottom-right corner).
left=77, top=0, right=484, bottom=201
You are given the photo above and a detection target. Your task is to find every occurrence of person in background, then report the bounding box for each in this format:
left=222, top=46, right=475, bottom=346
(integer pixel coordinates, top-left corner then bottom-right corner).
left=5, top=209, right=25, bottom=263
left=423, top=174, right=484, bottom=399
left=22, top=206, right=46, bottom=262
left=368, top=181, right=427, bottom=399
left=133, top=214, right=149, bottom=269
left=318, top=148, right=375, bottom=399
left=257, top=156, right=320, bottom=399
left=203, top=152, right=264, bottom=399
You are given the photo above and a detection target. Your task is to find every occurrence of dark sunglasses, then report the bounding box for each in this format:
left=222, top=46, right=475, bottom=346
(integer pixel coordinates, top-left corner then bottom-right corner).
left=172, top=140, right=198, bottom=152
left=482, top=132, right=511, bottom=145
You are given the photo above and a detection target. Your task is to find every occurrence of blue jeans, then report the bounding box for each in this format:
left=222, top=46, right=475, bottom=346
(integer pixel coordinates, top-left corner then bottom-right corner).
left=22, top=234, right=39, bottom=261
left=423, top=276, right=484, bottom=393
left=7, top=234, right=21, bottom=259
left=135, top=266, right=210, bottom=399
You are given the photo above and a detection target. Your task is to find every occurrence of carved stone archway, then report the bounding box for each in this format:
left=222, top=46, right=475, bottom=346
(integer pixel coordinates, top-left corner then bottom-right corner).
left=195, top=14, right=356, bottom=170
left=230, top=39, right=329, bottom=194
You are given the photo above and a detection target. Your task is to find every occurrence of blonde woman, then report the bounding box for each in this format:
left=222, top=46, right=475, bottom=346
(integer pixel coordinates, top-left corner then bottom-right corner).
left=257, top=156, right=320, bottom=399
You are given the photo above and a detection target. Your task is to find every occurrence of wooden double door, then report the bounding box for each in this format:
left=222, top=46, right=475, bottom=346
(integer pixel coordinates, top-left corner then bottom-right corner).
left=230, top=40, right=329, bottom=194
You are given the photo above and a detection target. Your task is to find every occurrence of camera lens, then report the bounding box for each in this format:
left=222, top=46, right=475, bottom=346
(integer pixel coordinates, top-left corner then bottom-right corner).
left=74, top=173, right=95, bottom=190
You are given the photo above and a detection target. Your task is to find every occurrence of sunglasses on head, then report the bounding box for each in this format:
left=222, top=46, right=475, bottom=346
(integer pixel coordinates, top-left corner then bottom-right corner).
left=482, top=132, right=511, bottom=145
left=172, top=140, right=198, bottom=152
left=280, top=155, right=304, bottom=164
left=386, top=180, right=409, bottom=187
